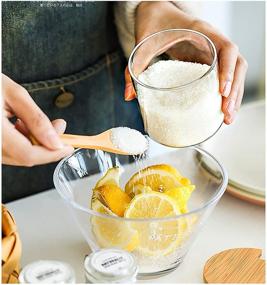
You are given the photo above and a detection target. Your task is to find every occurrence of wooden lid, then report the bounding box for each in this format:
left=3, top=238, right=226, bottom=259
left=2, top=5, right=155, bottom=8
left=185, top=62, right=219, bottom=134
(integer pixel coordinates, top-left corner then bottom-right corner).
left=203, top=248, right=265, bottom=283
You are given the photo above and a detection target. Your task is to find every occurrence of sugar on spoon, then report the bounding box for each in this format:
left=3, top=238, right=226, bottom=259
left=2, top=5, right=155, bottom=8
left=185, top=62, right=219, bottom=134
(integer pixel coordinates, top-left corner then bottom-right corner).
left=30, top=127, right=148, bottom=155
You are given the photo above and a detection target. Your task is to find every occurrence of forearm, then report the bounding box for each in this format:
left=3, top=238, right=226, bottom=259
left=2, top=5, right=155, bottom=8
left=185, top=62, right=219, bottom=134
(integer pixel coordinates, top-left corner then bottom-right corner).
left=114, top=1, right=140, bottom=58
left=114, top=1, right=197, bottom=58
left=135, top=2, right=197, bottom=42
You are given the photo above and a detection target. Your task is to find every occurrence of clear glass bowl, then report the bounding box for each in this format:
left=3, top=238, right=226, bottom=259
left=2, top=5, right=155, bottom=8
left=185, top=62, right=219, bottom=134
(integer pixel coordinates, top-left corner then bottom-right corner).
left=128, top=29, right=224, bottom=148
left=53, top=140, right=228, bottom=278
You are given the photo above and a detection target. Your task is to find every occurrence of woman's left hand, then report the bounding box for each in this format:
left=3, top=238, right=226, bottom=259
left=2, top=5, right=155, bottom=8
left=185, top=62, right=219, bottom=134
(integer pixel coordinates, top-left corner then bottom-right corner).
left=126, top=1, right=248, bottom=125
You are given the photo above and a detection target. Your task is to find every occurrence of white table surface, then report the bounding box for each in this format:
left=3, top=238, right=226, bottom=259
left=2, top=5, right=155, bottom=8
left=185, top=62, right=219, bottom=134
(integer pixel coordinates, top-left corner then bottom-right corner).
left=7, top=188, right=265, bottom=283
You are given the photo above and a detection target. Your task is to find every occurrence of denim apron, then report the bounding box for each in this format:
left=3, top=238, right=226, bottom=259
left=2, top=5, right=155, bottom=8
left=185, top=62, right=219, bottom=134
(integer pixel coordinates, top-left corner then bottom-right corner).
left=2, top=1, right=143, bottom=202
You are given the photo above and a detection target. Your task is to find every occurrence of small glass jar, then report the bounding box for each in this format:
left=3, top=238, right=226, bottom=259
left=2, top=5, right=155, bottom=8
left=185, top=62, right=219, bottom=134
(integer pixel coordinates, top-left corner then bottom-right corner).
left=19, top=260, right=75, bottom=283
left=84, top=248, right=138, bottom=283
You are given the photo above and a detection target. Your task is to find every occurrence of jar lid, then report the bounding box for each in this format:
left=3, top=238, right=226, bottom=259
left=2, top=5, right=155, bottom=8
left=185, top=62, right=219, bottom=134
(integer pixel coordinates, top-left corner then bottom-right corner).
left=19, top=260, right=75, bottom=283
left=84, top=248, right=138, bottom=283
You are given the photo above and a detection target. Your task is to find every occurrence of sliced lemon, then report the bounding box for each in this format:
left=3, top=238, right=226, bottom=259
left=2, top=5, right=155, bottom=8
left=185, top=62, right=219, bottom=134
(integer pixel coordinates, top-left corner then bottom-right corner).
left=180, top=214, right=198, bottom=242
left=95, top=167, right=121, bottom=188
left=94, top=184, right=131, bottom=217
left=165, top=185, right=195, bottom=213
left=91, top=167, right=122, bottom=211
left=125, top=164, right=185, bottom=197
left=131, top=184, right=153, bottom=196
left=91, top=200, right=139, bottom=252
left=124, top=192, right=183, bottom=256
left=91, top=198, right=115, bottom=215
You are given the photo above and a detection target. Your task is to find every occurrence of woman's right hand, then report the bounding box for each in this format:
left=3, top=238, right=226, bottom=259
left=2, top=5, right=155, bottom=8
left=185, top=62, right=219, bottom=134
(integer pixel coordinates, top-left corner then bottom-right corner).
left=125, top=2, right=248, bottom=125
left=2, top=74, right=74, bottom=166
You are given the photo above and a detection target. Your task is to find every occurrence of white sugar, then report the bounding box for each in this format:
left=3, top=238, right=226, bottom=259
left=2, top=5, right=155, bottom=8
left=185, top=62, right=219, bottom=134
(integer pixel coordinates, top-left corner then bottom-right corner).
left=110, top=127, right=148, bottom=155
left=137, top=60, right=224, bottom=146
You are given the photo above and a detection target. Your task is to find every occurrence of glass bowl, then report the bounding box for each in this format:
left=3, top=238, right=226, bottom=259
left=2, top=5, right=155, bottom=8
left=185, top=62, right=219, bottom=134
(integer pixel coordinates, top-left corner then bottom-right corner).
left=53, top=140, right=228, bottom=278
left=128, top=29, right=224, bottom=148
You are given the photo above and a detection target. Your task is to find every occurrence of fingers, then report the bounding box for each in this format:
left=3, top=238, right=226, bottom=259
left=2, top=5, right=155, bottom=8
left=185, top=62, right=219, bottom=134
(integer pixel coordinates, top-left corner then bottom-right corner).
left=2, top=74, right=74, bottom=167
left=3, top=118, right=74, bottom=167
left=4, top=75, right=64, bottom=150
left=222, top=56, right=248, bottom=124
left=4, top=144, right=74, bottom=166
left=15, top=119, right=30, bottom=136
left=235, top=78, right=245, bottom=111
left=51, top=119, right=67, bottom=134
left=124, top=67, right=137, bottom=101
left=216, top=39, right=247, bottom=124
left=218, top=42, right=239, bottom=97
left=15, top=118, right=67, bottom=136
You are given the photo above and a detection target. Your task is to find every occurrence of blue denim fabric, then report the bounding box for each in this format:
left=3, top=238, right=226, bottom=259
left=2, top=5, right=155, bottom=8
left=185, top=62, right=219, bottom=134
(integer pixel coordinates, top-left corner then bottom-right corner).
left=2, top=1, right=119, bottom=82
left=2, top=1, right=143, bottom=202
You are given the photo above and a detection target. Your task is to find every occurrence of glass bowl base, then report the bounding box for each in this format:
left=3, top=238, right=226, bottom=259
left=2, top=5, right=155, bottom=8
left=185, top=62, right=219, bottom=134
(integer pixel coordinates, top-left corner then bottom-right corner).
left=137, top=256, right=184, bottom=279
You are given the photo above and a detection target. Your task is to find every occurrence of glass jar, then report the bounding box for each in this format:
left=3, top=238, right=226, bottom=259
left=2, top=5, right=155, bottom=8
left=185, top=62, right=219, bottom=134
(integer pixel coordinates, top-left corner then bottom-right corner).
left=19, top=260, right=75, bottom=283
left=128, top=28, right=224, bottom=148
left=84, top=249, right=138, bottom=283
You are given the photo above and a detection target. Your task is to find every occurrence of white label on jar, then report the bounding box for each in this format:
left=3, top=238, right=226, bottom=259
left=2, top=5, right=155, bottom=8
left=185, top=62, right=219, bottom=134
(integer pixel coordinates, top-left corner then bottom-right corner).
left=91, top=249, right=135, bottom=275
left=20, top=260, right=75, bottom=283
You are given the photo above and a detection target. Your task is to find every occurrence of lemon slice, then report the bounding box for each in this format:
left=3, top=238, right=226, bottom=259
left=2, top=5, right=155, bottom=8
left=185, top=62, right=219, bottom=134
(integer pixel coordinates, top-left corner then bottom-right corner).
left=180, top=214, right=198, bottom=242
left=94, top=184, right=131, bottom=217
left=91, top=200, right=139, bottom=252
left=95, top=167, right=121, bottom=188
left=91, top=167, right=138, bottom=251
left=91, top=198, right=115, bottom=215
left=131, top=184, right=153, bottom=196
left=125, top=164, right=185, bottom=197
left=91, top=167, right=122, bottom=211
left=124, top=192, right=183, bottom=256
left=165, top=185, right=195, bottom=213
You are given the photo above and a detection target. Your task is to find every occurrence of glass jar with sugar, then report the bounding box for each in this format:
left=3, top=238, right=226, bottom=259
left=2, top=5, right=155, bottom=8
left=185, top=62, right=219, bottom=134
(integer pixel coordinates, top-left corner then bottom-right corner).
left=128, top=29, right=224, bottom=148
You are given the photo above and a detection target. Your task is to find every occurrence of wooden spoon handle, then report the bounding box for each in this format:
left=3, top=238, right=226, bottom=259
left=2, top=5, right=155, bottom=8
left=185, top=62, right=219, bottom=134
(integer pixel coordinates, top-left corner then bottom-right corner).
left=29, top=132, right=128, bottom=154
left=59, top=134, right=97, bottom=148
left=29, top=133, right=97, bottom=148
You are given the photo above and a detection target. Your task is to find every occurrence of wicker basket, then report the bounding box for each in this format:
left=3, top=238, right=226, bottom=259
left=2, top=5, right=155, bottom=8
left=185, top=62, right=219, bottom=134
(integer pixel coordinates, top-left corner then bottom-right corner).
left=2, top=205, right=22, bottom=284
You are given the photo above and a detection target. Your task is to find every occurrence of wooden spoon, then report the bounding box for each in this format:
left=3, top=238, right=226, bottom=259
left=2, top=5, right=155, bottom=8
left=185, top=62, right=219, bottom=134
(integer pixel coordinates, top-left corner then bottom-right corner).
left=30, top=129, right=147, bottom=155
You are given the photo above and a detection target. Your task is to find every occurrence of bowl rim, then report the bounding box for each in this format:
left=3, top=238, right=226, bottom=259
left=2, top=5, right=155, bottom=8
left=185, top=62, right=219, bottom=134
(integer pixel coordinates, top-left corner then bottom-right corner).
left=53, top=146, right=228, bottom=222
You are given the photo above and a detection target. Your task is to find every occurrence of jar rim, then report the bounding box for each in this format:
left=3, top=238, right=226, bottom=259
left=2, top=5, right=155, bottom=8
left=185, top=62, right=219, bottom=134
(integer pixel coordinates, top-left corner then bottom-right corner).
left=84, top=249, right=138, bottom=282
left=18, top=260, right=75, bottom=284
left=128, top=28, right=217, bottom=91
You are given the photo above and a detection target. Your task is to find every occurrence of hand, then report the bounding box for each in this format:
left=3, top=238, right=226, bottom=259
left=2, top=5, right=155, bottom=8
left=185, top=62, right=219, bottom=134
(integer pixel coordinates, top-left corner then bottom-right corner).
left=125, top=1, right=248, bottom=124
left=2, top=74, right=74, bottom=166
